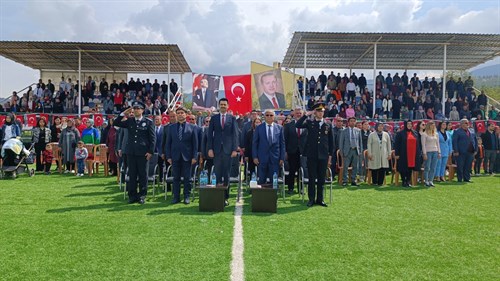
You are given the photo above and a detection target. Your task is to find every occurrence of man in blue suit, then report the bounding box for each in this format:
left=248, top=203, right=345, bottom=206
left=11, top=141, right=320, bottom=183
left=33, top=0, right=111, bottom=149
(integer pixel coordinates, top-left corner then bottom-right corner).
left=153, top=115, right=165, bottom=182
left=207, top=98, right=239, bottom=206
left=252, top=109, right=285, bottom=184
left=452, top=119, right=477, bottom=183
left=165, top=107, right=199, bottom=204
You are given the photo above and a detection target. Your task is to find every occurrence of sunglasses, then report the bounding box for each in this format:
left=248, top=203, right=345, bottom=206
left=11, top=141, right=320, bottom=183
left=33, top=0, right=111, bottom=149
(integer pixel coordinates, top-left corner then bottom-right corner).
left=265, top=114, right=274, bottom=117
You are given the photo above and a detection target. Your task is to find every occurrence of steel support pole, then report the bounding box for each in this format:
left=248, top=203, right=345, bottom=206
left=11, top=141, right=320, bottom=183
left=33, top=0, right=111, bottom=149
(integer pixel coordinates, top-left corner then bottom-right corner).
left=372, top=44, right=377, bottom=118
left=167, top=51, right=171, bottom=106
left=442, top=45, right=447, bottom=115
left=303, top=43, right=307, bottom=110
left=78, top=50, right=81, bottom=116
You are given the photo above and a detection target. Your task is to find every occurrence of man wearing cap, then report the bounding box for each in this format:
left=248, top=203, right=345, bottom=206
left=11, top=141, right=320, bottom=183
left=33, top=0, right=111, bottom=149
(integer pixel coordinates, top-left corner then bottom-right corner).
left=114, top=101, right=155, bottom=204
left=165, top=107, right=198, bottom=204
left=296, top=103, right=333, bottom=207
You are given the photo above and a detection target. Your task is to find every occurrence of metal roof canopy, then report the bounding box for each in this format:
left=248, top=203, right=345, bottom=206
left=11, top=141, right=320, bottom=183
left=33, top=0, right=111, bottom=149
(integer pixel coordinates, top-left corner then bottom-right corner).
left=0, top=41, right=191, bottom=73
left=282, top=32, right=500, bottom=70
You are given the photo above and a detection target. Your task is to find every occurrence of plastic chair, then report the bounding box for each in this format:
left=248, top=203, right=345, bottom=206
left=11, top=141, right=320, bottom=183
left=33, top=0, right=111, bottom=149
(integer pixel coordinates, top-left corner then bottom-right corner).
left=92, top=144, right=109, bottom=176
left=390, top=150, right=400, bottom=186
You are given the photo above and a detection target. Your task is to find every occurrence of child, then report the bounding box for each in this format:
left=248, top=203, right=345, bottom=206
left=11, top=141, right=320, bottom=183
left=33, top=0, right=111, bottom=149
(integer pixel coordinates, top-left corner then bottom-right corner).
left=474, top=137, right=484, bottom=176
left=75, top=141, right=88, bottom=177
left=42, top=143, right=54, bottom=175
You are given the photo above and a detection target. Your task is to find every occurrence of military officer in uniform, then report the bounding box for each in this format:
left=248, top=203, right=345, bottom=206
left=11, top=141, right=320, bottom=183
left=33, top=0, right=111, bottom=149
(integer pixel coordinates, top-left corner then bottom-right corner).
left=114, top=101, right=155, bottom=204
left=296, top=103, right=333, bottom=207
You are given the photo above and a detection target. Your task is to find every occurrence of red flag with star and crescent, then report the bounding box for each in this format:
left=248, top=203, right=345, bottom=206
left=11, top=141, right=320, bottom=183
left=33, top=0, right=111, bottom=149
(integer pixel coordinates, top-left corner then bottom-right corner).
left=0, top=115, right=5, bottom=127
left=223, top=75, right=252, bottom=115
left=81, top=114, right=90, bottom=124
left=161, top=114, right=170, bottom=125
left=15, top=115, right=24, bottom=125
left=39, top=114, right=49, bottom=124
left=94, top=114, right=103, bottom=127
left=475, top=120, right=486, bottom=134
left=27, top=114, right=37, bottom=127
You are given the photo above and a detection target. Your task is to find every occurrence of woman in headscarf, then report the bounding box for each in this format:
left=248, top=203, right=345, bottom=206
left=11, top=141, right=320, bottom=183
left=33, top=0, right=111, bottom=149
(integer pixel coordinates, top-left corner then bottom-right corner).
left=1, top=113, right=21, bottom=146
left=32, top=118, right=51, bottom=172
left=394, top=120, right=421, bottom=187
left=367, top=122, right=392, bottom=186
left=59, top=118, right=80, bottom=173
left=105, top=118, right=119, bottom=176
left=81, top=119, right=100, bottom=145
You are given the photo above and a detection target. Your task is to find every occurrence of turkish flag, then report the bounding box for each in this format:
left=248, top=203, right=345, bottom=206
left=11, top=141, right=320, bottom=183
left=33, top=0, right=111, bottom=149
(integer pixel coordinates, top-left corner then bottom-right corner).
left=223, top=74, right=252, bottom=115
left=451, top=122, right=460, bottom=129
left=81, top=114, right=90, bottom=124
left=27, top=114, right=37, bottom=127
left=94, top=114, right=104, bottom=127
left=368, top=121, right=376, bottom=128
left=15, top=115, right=24, bottom=125
left=39, top=114, right=49, bottom=124
left=161, top=114, right=170, bottom=125
left=475, top=120, right=486, bottom=134
left=386, top=122, right=394, bottom=133
left=0, top=115, right=5, bottom=127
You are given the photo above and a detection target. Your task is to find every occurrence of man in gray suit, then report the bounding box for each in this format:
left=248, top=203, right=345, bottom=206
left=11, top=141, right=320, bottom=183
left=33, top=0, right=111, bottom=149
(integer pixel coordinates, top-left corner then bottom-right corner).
left=258, top=72, right=286, bottom=110
left=339, top=117, right=363, bottom=186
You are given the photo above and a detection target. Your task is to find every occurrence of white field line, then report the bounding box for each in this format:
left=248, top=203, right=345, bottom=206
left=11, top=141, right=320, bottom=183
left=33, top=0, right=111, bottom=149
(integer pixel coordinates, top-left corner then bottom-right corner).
left=230, top=197, right=245, bottom=281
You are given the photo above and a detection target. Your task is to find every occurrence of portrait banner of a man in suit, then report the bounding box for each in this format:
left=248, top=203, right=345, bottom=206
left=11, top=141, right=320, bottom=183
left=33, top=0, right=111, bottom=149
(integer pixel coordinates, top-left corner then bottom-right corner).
left=192, top=73, right=221, bottom=112
left=253, top=70, right=287, bottom=110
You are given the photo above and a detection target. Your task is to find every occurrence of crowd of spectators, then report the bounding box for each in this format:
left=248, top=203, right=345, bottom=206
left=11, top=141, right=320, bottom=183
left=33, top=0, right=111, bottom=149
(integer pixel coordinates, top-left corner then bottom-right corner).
left=297, top=70, right=499, bottom=122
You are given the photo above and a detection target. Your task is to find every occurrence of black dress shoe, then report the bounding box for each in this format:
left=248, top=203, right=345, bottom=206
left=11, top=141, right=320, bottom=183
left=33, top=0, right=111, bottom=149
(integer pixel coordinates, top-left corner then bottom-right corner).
left=224, top=200, right=229, bottom=207
left=184, top=198, right=190, bottom=204
left=287, top=190, right=294, bottom=195
left=316, top=201, right=328, bottom=207
left=351, top=182, right=359, bottom=186
left=306, top=201, right=314, bottom=207
left=171, top=199, right=180, bottom=204
left=138, top=198, right=145, bottom=204
left=128, top=198, right=138, bottom=204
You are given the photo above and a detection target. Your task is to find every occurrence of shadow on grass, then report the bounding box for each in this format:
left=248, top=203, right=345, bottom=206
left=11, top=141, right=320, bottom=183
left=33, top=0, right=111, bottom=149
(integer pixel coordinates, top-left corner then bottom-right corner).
left=65, top=191, right=117, bottom=197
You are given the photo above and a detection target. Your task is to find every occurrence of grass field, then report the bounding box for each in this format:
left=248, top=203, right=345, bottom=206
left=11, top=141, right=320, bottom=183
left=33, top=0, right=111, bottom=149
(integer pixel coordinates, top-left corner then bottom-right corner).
left=0, top=172, right=498, bottom=280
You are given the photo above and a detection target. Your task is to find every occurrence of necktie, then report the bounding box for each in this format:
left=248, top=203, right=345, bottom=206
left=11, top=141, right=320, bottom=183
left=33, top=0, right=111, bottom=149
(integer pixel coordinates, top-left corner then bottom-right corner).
left=178, top=123, right=183, bottom=141
left=297, top=128, right=301, bottom=139
left=268, top=125, right=273, bottom=145
left=272, top=97, right=279, bottom=109
left=221, top=114, right=225, bottom=129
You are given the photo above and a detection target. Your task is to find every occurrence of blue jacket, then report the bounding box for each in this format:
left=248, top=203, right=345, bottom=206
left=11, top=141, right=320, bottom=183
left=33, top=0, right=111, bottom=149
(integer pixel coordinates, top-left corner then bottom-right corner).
left=452, top=128, right=477, bottom=155
left=252, top=123, right=285, bottom=165
left=165, top=122, right=198, bottom=162
left=1, top=123, right=21, bottom=143
left=207, top=113, right=239, bottom=155
left=438, top=130, right=452, bottom=157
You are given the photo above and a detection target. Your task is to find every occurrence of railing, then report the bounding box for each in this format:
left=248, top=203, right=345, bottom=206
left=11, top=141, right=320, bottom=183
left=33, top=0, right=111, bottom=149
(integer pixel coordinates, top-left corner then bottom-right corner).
left=293, top=89, right=305, bottom=109
left=0, top=82, right=37, bottom=104
left=166, top=90, right=183, bottom=113
left=472, top=86, right=500, bottom=109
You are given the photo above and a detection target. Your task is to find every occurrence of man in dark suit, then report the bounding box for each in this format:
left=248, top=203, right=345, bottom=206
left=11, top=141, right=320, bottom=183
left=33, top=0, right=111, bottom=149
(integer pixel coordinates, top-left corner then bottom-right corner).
left=153, top=115, right=164, bottom=182
left=284, top=107, right=308, bottom=194
left=165, top=107, right=199, bottom=204
left=258, top=72, right=286, bottom=110
left=200, top=116, right=213, bottom=175
left=296, top=103, right=333, bottom=207
left=331, top=117, right=343, bottom=180
left=481, top=122, right=499, bottom=175
left=339, top=117, right=364, bottom=186
left=114, top=101, right=155, bottom=204
left=193, top=78, right=217, bottom=111
left=453, top=119, right=477, bottom=182
left=252, top=109, right=285, bottom=184
left=207, top=98, right=239, bottom=206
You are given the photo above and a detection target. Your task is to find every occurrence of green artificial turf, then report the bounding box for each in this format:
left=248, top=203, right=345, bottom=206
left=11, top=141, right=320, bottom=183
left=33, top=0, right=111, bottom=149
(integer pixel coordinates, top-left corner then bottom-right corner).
left=0, top=171, right=498, bottom=281
left=0, top=173, right=233, bottom=281
left=243, top=176, right=500, bottom=281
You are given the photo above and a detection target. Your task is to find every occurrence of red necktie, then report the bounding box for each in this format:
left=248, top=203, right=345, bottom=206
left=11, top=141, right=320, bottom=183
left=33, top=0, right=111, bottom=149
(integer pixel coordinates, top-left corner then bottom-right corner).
left=272, top=97, right=279, bottom=109
left=221, top=114, right=225, bottom=129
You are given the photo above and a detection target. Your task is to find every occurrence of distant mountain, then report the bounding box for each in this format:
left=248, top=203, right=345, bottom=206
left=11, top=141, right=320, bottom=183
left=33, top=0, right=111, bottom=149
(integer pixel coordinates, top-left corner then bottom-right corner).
left=471, top=64, right=500, bottom=77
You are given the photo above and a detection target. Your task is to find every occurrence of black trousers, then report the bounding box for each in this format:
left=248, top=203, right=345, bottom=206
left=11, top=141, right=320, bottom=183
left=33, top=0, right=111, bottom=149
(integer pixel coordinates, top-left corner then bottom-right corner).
left=172, top=159, right=192, bottom=201
left=44, top=163, right=52, bottom=173
left=286, top=150, right=301, bottom=191
left=127, top=154, right=148, bottom=200
left=214, top=151, right=232, bottom=199
left=34, top=143, right=45, bottom=171
left=371, top=168, right=386, bottom=185
left=307, top=157, right=327, bottom=203
left=400, top=169, right=412, bottom=185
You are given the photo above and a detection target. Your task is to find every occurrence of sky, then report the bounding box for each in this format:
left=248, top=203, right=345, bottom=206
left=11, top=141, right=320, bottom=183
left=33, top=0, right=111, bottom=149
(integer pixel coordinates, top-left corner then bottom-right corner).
left=0, top=0, right=499, bottom=97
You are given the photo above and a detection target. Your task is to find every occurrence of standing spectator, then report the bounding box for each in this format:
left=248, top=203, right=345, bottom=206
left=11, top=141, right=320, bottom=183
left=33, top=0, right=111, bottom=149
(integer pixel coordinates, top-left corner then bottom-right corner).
left=318, top=71, right=327, bottom=94
left=169, top=79, right=178, bottom=96
left=252, top=109, right=285, bottom=184
left=75, top=141, right=88, bottom=177
left=152, top=79, right=160, bottom=100
left=367, top=123, right=392, bottom=186
left=436, top=122, right=452, bottom=182
left=474, top=137, right=484, bottom=176
left=284, top=108, right=307, bottom=194
left=32, top=118, right=51, bottom=172
left=297, top=77, right=304, bottom=96
left=346, top=79, right=356, bottom=102
left=464, top=76, right=474, bottom=91
left=382, top=96, right=392, bottom=117
left=394, top=120, right=421, bottom=187
left=81, top=119, right=100, bottom=145
left=481, top=122, right=499, bottom=175
left=244, top=118, right=262, bottom=183
left=358, top=73, right=367, bottom=93
left=42, top=143, right=53, bottom=175
left=110, top=80, right=119, bottom=93
left=452, top=119, right=477, bottom=183
left=59, top=119, right=80, bottom=173
left=207, top=98, right=239, bottom=207
left=153, top=115, right=165, bottom=181
left=165, top=107, right=198, bottom=204
left=446, top=77, right=456, bottom=100
left=308, top=76, right=317, bottom=97
left=51, top=116, right=62, bottom=143
left=477, top=90, right=488, bottom=109
left=99, top=78, right=109, bottom=100
left=421, top=121, right=441, bottom=187
left=47, top=79, right=55, bottom=95
left=339, top=117, right=364, bottom=186
left=84, top=76, right=96, bottom=105
left=106, top=119, right=119, bottom=176
left=103, top=96, right=114, bottom=114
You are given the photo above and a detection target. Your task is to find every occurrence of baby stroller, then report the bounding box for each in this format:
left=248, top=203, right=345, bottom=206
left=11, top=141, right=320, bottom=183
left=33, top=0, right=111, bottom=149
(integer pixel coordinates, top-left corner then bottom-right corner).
left=0, top=138, right=35, bottom=179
